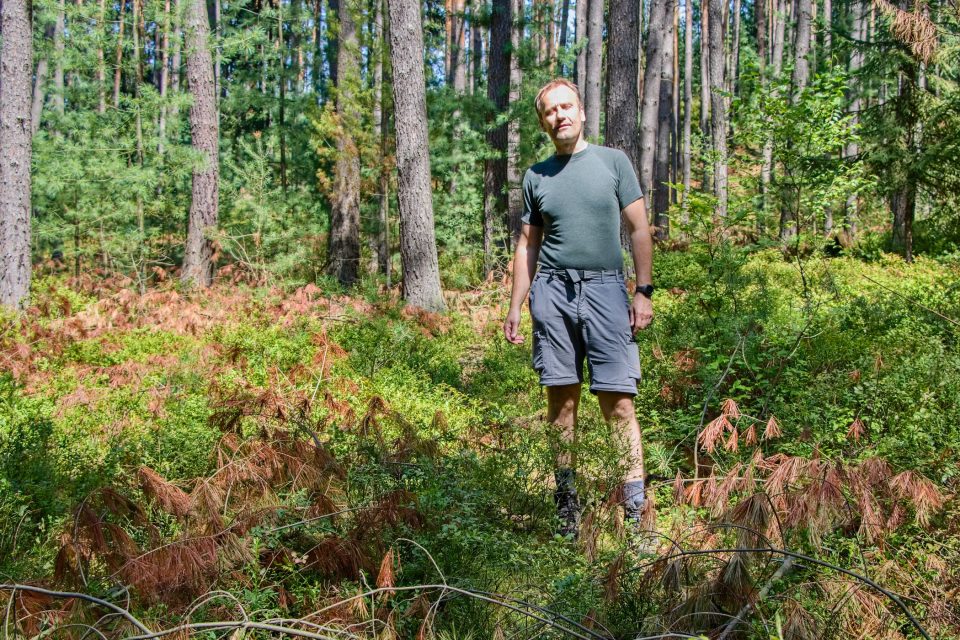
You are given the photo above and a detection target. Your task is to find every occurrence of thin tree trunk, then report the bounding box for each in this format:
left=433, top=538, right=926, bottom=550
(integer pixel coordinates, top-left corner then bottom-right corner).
left=639, top=0, right=672, bottom=196
left=182, top=0, right=220, bottom=288
left=171, top=0, right=182, bottom=97
left=653, top=0, right=675, bottom=236
left=328, top=0, right=340, bottom=88
left=546, top=0, right=557, bottom=67
left=576, top=0, right=587, bottom=89
left=483, top=0, right=511, bottom=271
left=114, top=0, right=126, bottom=108
left=54, top=0, right=66, bottom=114
left=313, top=0, right=325, bottom=98
left=97, top=0, right=107, bottom=112
left=31, top=22, right=55, bottom=135
left=471, top=0, right=483, bottom=93
left=708, top=0, right=727, bottom=218
left=727, top=0, right=740, bottom=99
left=779, top=0, right=811, bottom=239
left=378, top=0, right=391, bottom=282
left=159, top=0, right=171, bottom=154
left=699, top=0, right=710, bottom=184
left=560, top=0, right=571, bottom=55
left=843, top=0, right=864, bottom=239
left=682, top=0, right=692, bottom=219
left=506, top=0, right=523, bottom=242
left=450, top=0, right=467, bottom=91
left=822, top=0, right=831, bottom=53
left=327, top=0, right=362, bottom=286
left=761, top=0, right=784, bottom=229
left=890, top=182, right=915, bottom=262
left=672, top=3, right=679, bottom=205
left=387, top=0, right=446, bottom=311
left=0, top=0, right=33, bottom=309
left=584, top=0, right=603, bottom=139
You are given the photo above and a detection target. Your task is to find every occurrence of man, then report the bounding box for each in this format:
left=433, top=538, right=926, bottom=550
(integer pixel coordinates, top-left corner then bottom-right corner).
left=503, top=78, right=654, bottom=539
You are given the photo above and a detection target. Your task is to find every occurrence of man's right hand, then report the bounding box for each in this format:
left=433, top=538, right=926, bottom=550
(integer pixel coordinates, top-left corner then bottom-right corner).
left=503, top=308, right=525, bottom=344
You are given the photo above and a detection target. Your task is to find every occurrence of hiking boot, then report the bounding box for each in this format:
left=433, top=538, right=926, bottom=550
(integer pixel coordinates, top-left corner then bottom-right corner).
left=554, top=468, right=581, bottom=540
left=622, top=478, right=646, bottom=528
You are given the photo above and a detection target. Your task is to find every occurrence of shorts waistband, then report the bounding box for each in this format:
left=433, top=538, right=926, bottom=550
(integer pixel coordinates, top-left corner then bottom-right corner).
left=540, top=268, right=623, bottom=283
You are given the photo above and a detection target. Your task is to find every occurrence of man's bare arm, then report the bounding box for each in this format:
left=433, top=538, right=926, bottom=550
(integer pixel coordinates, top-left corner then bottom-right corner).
left=622, top=198, right=654, bottom=333
left=503, top=224, right=544, bottom=344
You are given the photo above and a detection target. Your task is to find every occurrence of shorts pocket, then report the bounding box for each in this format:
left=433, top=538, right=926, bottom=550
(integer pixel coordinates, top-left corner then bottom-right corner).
left=625, top=338, right=642, bottom=382
left=532, top=330, right=548, bottom=374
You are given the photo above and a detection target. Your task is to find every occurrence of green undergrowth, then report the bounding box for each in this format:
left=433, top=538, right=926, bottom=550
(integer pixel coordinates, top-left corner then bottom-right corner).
left=1, top=247, right=959, bottom=638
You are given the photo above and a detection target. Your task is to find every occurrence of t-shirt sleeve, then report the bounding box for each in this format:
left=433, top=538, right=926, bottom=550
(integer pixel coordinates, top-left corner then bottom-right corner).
left=615, top=151, right=644, bottom=210
left=521, top=170, right=543, bottom=227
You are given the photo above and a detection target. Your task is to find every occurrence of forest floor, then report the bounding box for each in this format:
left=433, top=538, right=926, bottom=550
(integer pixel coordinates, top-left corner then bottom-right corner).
left=2, top=246, right=960, bottom=639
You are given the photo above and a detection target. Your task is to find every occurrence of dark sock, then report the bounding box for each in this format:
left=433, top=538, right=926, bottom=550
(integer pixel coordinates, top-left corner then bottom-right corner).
left=554, top=468, right=581, bottom=538
left=623, top=478, right=645, bottom=522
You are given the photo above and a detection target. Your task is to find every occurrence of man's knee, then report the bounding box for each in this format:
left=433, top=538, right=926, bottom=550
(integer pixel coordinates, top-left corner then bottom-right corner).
left=598, top=392, right=636, bottom=422
left=547, top=384, right=581, bottom=419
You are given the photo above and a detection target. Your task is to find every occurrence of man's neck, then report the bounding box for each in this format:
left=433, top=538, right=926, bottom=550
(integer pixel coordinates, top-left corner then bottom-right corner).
left=553, top=137, right=589, bottom=157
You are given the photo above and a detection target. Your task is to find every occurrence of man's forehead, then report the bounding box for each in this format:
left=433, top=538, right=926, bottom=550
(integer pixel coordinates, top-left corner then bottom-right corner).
left=542, top=86, right=578, bottom=107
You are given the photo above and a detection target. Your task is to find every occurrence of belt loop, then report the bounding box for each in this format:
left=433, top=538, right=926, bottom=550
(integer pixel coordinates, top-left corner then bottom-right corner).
left=565, top=268, right=582, bottom=284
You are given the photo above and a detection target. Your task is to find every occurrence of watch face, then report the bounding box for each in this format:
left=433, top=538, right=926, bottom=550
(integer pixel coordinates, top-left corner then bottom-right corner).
left=636, top=285, right=654, bottom=296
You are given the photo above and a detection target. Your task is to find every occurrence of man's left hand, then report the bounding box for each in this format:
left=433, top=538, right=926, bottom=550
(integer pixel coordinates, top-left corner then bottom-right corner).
left=629, top=294, right=653, bottom=334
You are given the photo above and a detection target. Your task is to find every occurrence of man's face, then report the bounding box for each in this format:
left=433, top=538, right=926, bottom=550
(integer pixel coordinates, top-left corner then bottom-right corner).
left=538, top=86, right=585, bottom=146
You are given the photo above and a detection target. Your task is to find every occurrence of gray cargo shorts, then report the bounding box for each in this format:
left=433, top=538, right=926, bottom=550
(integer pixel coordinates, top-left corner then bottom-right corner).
left=528, top=268, right=642, bottom=395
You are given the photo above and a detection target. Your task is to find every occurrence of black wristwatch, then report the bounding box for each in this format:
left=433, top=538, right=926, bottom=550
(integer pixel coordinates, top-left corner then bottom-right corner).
left=635, top=284, right=655, bottom=298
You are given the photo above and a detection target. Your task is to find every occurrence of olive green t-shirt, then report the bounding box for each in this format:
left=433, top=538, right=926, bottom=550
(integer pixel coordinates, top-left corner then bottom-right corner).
left=521, top=144, right=644, bottom=271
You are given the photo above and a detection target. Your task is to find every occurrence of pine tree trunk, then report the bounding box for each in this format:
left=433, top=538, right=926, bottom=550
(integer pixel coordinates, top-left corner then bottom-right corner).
left=779, top=0, right=811, bottom=239
left=727, top=0, right=740, bottom=99
left=559, top=0, right=571, bottom=53
left=114, top=0, right=125, bottom=108
left=450, top=0, right=467, bottom=91
left=171, top=0, right=182, bottom=97
left=605, top=0, right=641, bottom=169
left=328, top=0, right=340, bottom=88
left=584, top=0, right=603, bottom=139
left=708, top=0, right=727, bottom=218
left=639, top=0, right=672, bottom=196
left=387, top=0, right=445, bottom=311
left=471, top=0, right=483, bottom=92
left=761, top=0, right=784, bottom=230
left=653, top=4, right=675, bottom=236
left=182, top=0, right=220, bottom=288
left=327, top=0, right=362, bottom=286
left=54, top=0, right=66, bottom=114
left=682, top=0, right=692, bottom=219
left=605, top=0, right=642, bottom=258
left=159, top=0, right=171, bottom=154
left=575, top=0, right=587, bottom=89
left=699, top=0, right=710, bottom=184
left=483, top=0, right=511, bottom=271
left=377, top=0, right=391, bottom=280
left=506, top=0, right=523, bottom=242
left=822, top=0, right=831, bottom=53
left=843, top=0, right=864, bottom=239
left=31, top=22, right=55, bottom=135
left=0, top=0, right=33, bottom=309
left=890, top=182, right=915, bottom=262
left=97, top=0, right=107, bottom=112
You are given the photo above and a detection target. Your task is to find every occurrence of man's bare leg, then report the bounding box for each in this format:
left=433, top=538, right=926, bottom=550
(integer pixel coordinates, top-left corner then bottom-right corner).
left=546, top=384, right=582, bottom=537
left=546, top=383, right=581, bottom=466
left=597, top=391, right=646, bottom=524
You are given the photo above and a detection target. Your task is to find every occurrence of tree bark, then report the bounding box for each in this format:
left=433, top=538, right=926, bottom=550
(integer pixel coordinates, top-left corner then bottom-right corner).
left=114, top=0, right=125, bottom=108
left=327, top=0, right=362, bottom=286
left=605, top=0, right=641, bottom=169
left=328, top=0, right=340, bottom=89
left=159, top=0, right=172, bottom=154
left=843, top=0, right=864, bottom=238
left=727, top=0, right=740, bottom=100
left=483, top=0, right=511, bottom=271
left=387, top=0, right=445, bottom=311
left=699, top=0, right=710, bottom=182
left=584, top=0, right=603, bottom=139
left=450, top=0, right=467, bottom=91
left=182, top=0, right=220, bottom=288
left=53, top=0, right=66, bottom=115
left=761, top=0, right=784, bottom=229
left=779, top=0, right=811, bottom=239
left=471, top=0, right=483, bottom=93
left=890, top=182, right=915, bottom=262
left=97, top=0, right=107, bottom=112
left=0, top=0, right=33, bottom=309
left=707, top=0, right=727, bottom=218
left=575, top=0, right=587, bottom=90
left=682, top=0, right=692, bottom=220
left=653, top=3, right=675, bottom=236
left=31, top=22, right=55, bottom=135
left=639, top=0, right=672, bottom=196
left=506, top=0, right=523, bottom=242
